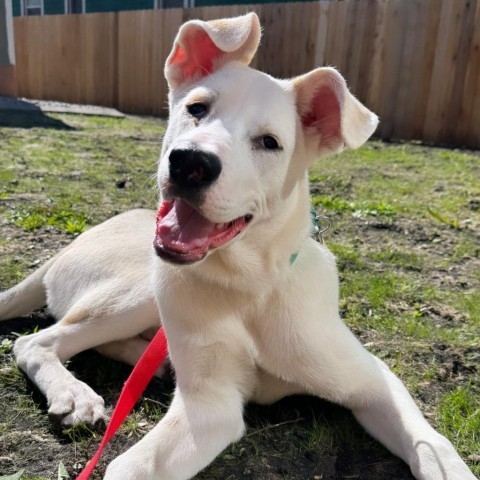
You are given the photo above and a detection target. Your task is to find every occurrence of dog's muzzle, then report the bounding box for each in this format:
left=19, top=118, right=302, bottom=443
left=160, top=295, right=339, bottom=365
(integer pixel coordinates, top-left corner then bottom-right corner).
left=169, top=148, right=222, bottom=191
left=154, top=148, right=250, bottom=264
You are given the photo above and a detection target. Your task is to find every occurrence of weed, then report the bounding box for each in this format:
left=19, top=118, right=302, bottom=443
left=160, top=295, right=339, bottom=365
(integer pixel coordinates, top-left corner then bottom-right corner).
left=0, top=470, right=25, bottom=480
left=312, top=195, right=397, bottom=218
left=427, top=208, right=461, bottom=229
left=62, top=423, right=98, bottom=445
left=8, top=206, right=90, bottom=235
left=121, top=412, right=149, bottom=438
left=57, top=461, right=71, bottom=480
left=0, top=338, right=13, bottom=354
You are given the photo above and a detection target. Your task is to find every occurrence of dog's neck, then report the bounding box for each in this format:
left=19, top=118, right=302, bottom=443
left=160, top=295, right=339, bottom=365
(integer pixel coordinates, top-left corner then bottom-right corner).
left=184, top=176, right=312, bottom=294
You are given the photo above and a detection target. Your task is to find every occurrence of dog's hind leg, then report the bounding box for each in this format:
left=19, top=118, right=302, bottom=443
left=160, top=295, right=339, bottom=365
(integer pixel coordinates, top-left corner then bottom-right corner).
left=252, top=369, right=304, bottom=405
left=96, top=334, right=168, bottom=378
left=14, top=299, right=160, bottom=426
left=0, top=255, right=56, bottom=321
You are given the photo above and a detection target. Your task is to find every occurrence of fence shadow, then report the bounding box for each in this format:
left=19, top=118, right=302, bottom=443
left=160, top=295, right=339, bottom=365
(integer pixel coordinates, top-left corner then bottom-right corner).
left=0, top=110, right=75, bottom=130
left=0, top=98, right=75, bottom=130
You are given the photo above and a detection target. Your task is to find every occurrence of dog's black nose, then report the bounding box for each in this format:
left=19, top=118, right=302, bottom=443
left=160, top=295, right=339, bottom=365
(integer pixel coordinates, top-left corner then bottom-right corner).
left=169, top=149, right=222, bottom=190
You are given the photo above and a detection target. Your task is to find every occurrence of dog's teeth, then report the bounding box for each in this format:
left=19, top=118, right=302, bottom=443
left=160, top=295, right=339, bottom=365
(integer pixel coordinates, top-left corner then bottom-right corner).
left=216, top=223, right=226, bottom=229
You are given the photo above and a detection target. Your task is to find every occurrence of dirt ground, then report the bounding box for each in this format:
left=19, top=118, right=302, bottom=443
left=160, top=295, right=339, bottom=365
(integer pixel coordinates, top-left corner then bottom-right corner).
left=0, top=111, right=478, bottom=479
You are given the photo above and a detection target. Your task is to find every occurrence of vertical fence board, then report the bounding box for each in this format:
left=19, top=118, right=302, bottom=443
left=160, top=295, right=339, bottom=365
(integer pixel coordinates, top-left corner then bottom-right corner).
left=313, top=2, right=329, bottom=68
left=12, top=18, right=27, bottom=97
left=355, top=0, right=377, bottom=104
left=377, top=1, right=409, bottom=139
left=410, top=0, right=441, bottom=140
left=303, top=3, right=320, bottom=72
left=391, top=0, right=420, bottom=139
left=364, top=0, right=388, bottom=115
left=256, top=4, right=284, bottom=77
left=341, top=1, right=359, bottom=91
left=157, top=8, right=183, bottom=114
left=325, top=1, right=348, bottom=73
left=82, top=13, right=117, bottom=107
left=447, top=0, right=474, bottom=146
left=345, top=0, right=367, bottom=96
left=424, top=0, right=468, bottom=143
left=456, top=0, right=480, bottom=146
left=444, top=0, right=479, bottom=145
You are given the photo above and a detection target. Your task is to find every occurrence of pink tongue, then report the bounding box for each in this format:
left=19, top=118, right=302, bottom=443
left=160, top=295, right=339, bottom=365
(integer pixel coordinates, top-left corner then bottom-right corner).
left=156, top=199, right=215, bottom=252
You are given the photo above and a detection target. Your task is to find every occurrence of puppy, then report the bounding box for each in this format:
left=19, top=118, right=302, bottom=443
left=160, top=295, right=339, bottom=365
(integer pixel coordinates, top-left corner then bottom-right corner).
left=0, top=13, right=475, bottom=480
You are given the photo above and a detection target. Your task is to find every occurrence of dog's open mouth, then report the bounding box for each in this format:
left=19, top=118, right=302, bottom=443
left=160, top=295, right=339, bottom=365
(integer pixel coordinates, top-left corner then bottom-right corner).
left=154, top=199, right=252, bottom=264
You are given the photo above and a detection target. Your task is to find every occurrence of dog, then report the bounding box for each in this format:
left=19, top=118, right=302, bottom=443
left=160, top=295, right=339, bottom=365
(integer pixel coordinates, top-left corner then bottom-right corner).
left=0, top=13, right=475, bottom=480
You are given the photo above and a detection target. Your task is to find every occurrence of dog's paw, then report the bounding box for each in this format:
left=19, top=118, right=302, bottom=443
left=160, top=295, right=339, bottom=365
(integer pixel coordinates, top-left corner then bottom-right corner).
left=47, top=381, right=106, bottom=426
left=409, top=436, right=476, bottom=480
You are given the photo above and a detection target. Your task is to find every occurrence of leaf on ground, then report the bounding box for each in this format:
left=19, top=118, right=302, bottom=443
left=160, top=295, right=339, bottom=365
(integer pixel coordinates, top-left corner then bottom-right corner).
left=0, top=470, right=25, bottom=480
left=58, top=461, right=71, bottom=480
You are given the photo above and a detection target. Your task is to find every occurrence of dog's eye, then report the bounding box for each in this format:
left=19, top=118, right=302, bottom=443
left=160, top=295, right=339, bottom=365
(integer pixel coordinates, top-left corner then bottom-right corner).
left=187, top=103, right=207, bottom=119
left=261, top=135, right=280, bottom=150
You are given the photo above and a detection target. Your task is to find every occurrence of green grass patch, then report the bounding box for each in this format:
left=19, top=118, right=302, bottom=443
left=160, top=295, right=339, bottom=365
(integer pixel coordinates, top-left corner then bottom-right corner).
left=460, top=292, right=480, bottom=326
left=8, top=205, right=90, bottom=235
left=0, top=258, right=30, bottom=288
left=301, top=407, right=376, bottom=454
left=368, top=249, right=422, bottom=270
left=311, top=141, right=480, bottom=221
left=312, top=194, right=397, bottom=218
left=437, top=385, right=480, bottom=477
left=61, top=423, right=99, bottom=446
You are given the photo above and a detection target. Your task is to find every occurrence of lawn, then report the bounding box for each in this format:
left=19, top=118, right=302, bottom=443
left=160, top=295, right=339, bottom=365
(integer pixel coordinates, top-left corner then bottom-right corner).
left=0, top=111, right=479, bottom=479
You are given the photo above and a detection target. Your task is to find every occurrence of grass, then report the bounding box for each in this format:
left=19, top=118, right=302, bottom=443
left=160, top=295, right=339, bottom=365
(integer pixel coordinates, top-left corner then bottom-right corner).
left=8, top=206, right=90, bottom=235
left=0, top=112, right=479, bottom=478
left=311, top=193, right=397, bottom=218
left=310, top=141, right=480, bottom=221
left=438, top=385, right=480, bottom=463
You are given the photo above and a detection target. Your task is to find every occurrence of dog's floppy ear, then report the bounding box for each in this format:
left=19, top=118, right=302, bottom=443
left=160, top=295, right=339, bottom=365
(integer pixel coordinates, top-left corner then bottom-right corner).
left=165, top=12, right=261, bottom=90
left=293, top=67, right=378, bottom=155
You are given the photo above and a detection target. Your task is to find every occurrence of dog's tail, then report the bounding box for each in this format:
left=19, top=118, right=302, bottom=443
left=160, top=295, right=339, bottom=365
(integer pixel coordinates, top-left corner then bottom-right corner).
left=0, top=256, right=55, bottom=321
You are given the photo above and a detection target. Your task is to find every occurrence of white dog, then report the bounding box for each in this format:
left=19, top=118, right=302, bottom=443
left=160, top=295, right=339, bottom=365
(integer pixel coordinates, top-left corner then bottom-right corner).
left=0, top=13, right=475, bottom=480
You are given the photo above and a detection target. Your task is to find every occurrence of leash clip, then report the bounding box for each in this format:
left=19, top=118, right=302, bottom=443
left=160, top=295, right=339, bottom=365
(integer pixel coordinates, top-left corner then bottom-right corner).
left=312, top=211, right=332, bottom=244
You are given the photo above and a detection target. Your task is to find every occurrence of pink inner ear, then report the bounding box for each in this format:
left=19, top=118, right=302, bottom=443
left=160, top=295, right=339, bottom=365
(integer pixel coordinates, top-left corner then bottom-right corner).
left=170, top=29, right=223, bottom=81
left=302, top=85, right=341, bottom=143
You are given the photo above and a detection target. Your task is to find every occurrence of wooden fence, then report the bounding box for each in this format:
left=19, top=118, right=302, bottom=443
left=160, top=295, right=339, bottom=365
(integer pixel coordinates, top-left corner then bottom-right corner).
left=10, top=0, right=480, bottom=148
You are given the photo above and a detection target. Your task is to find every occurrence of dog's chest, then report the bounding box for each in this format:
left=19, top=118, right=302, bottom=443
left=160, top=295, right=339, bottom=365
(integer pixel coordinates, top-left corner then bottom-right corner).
left=244, top=298, right=306, bottom=377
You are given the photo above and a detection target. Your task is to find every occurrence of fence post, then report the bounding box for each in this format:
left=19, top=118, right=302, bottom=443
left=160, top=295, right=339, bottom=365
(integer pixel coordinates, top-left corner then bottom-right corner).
left=0, top=0, right=16, bottom=96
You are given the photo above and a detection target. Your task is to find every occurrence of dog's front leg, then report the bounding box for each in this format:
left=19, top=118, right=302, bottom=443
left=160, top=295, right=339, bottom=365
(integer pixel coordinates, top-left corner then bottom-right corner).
left=104, top=317, right=253, bottom=480
left=104, top=385, right=245, bottom=480
left=293, top=319, right=475, bottom=480
left=267, top=243, right=476, bottom=479
left=350, top=354, right=476, bottom=480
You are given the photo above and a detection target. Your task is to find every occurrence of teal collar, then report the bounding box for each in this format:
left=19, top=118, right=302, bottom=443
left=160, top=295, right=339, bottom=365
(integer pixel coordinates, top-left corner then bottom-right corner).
left=289, top=251, right=299, bottom=265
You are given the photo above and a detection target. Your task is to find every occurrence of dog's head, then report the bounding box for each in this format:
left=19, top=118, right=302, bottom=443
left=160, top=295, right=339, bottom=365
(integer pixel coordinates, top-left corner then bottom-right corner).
left=154, top=13, right=378, bottom=265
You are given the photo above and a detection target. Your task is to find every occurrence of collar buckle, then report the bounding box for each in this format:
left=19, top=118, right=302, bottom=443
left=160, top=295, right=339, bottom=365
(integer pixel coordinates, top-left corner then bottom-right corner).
left=311, top=208, right=332, bottom=244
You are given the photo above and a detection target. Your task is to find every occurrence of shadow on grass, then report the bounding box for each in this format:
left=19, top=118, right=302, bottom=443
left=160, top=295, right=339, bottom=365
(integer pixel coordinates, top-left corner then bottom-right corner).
left=0, top=108, right=75, bottom=130
left=0, top=308, right=54, bottom=337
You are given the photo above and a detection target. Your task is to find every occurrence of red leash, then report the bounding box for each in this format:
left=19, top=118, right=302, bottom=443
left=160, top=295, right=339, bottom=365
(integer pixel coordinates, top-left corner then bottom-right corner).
left=76, top=327, right=168, bottom=480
